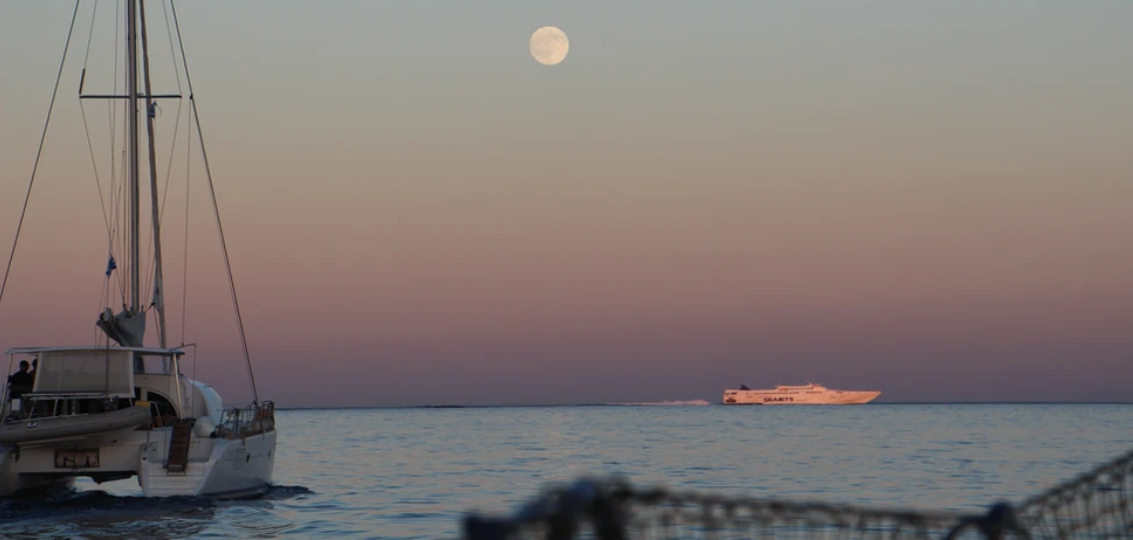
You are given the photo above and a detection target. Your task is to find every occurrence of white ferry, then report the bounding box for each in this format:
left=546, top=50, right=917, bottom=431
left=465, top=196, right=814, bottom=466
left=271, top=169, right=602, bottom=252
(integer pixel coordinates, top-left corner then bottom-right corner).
left=723, top=382, right=880, bottom=405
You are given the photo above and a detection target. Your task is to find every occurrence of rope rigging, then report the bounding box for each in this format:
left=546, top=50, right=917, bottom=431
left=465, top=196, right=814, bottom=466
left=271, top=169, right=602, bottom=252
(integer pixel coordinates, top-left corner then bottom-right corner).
left=0, top=1, right=82, bottom=315
left=79, top=1, right=115, bottom=256
left=180, top=85, right=193, bottom=347
left=161, top=0, right=194, bottom=349
left=110, top=0, right=127, bottom=309
left=171, top=0, right=260, bottom=403
left=3, top=0, right=261, bottom=404
left=77, top=1, right=119, bottom=344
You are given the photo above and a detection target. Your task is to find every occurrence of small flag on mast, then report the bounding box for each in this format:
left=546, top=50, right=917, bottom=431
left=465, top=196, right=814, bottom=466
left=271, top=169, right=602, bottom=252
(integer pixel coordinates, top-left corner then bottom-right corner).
left=106, top=255, right=117, bottom=277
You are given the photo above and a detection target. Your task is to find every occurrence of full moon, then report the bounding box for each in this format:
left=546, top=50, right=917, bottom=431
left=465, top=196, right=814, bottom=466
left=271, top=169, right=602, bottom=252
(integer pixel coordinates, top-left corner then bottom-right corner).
left=529, top=26, right=569, bottom=66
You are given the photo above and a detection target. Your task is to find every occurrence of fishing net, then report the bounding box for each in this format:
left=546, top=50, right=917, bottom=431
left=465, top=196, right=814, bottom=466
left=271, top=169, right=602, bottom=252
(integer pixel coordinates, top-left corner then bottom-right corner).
left=462, top=448, right=1133, bottom=540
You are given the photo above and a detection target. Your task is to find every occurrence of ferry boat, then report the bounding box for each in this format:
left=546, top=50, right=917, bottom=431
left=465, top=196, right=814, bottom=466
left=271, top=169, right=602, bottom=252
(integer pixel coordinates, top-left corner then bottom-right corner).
left=722, top=382, right=880, bottom=405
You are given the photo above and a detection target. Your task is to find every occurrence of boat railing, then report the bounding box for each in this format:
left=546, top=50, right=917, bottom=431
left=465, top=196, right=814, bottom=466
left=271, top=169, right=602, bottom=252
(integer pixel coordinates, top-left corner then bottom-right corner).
left=3, top=391, right=124, bottom=422
left=214, top=400, right=275, bottom=438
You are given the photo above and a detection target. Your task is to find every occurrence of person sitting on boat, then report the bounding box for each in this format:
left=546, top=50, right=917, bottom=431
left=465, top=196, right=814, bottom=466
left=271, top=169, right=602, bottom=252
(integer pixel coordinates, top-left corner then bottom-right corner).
left=7, top=360, right=34, bottom=398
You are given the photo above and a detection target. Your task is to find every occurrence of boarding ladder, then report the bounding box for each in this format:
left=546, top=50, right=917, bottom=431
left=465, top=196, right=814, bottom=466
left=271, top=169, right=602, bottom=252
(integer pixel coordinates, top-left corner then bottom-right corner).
left=165, top=418, right=193, bottom=473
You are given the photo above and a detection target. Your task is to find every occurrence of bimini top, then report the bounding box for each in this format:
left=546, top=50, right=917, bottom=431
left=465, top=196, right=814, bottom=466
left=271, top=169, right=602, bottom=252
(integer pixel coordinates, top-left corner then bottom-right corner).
left=5, top=345, right=186, bottom=356
left=4, top=346, right=182, bottom=398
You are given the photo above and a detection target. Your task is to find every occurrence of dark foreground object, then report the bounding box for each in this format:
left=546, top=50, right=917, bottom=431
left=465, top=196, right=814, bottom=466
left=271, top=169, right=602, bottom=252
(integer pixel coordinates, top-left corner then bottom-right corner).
left=463, top=448, right=1133, bottom=540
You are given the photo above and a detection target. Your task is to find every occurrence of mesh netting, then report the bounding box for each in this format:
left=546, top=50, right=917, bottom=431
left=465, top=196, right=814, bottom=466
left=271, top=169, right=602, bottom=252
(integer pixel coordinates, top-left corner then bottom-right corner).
left=1016, top=448, right=1133, bottom=540
left=462, top=448, right=1133, bottom=540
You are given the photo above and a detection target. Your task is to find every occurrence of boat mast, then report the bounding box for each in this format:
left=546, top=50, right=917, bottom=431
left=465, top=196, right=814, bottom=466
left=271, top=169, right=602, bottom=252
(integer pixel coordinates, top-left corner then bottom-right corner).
left=95, top=0, right=148, bottom=347
left=127, top=0, right=141, bottom=315
left=138, top=0, right=168, bottom=349
left=139, top=0, right=182, bottom=414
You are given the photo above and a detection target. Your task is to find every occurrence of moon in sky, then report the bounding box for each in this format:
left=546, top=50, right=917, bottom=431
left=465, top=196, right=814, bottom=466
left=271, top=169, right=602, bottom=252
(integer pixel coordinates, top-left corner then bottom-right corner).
left=529, top=26, right=569, bottom=66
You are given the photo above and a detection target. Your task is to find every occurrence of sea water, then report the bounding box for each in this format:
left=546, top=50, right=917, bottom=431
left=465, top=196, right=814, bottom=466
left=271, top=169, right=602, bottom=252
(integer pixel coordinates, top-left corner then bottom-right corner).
left=0, top=403, right=1130, bottom=539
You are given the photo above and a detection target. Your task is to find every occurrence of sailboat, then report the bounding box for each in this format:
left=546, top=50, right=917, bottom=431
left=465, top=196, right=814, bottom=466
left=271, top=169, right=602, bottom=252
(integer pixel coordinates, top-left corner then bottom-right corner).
left=0, top=1, right=276, bottom=497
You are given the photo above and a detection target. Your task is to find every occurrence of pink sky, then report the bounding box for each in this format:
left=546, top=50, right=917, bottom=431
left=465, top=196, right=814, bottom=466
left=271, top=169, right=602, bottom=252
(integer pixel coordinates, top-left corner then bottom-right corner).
left=1, top=2, right=1131, bottom=406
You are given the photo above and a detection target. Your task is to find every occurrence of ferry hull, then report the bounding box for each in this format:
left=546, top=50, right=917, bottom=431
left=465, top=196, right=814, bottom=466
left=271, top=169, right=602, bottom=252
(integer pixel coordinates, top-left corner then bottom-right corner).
left=723, top=388, right=881, bottom=405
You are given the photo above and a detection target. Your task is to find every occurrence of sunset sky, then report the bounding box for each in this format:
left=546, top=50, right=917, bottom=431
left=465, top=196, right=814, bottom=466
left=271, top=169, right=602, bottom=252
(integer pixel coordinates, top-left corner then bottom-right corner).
left=0, top=1, right=1130, bottom=407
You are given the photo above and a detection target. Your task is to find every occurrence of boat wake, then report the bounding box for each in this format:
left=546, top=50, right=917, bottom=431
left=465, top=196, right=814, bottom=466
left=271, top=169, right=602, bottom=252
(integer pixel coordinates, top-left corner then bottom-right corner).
left=260, top=484, right=317, bottom=500
left=0, top=484, right=315, bottom=538
left=607, top=400, right=712, bottom=406
left=0, top=483, right=313, bottom=512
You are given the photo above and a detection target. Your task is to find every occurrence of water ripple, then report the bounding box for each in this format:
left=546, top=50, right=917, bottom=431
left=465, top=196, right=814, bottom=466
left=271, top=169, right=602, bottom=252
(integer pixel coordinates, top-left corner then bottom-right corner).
left=0, top=404, right=1130, bottom=538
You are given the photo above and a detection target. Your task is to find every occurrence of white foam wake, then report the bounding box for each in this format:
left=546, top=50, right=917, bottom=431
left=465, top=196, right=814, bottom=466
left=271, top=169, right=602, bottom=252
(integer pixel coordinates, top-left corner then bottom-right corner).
left=608, top=400, right=712, bottom=406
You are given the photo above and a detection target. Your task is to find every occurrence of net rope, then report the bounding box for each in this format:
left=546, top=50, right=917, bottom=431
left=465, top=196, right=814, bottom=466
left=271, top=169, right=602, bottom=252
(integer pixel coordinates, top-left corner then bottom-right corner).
left=462, top=447, right=1133, bottom=540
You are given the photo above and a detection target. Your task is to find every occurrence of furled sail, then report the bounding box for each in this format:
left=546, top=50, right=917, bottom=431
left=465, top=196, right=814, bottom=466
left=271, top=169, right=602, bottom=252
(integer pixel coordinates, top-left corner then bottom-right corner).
left=96, top=308, right=146, bottom=348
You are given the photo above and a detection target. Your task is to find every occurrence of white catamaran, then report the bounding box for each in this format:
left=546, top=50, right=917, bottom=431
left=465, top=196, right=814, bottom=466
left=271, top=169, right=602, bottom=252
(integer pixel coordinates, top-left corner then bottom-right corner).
left=0, top=1, right=276, bottom=497
left=723, top=382, right=881, bottom=405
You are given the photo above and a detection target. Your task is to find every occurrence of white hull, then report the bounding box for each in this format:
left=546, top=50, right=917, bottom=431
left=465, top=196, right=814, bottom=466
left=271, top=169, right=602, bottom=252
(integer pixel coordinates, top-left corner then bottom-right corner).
left=1, top=362, right=277, bottom=499
left=139, top=428, right=277, bottom=498
left=723, top=382, right=880, bottom=405
left=2, top=2, right=279, bottom=502
left=0, top=424, right=276, bottom=498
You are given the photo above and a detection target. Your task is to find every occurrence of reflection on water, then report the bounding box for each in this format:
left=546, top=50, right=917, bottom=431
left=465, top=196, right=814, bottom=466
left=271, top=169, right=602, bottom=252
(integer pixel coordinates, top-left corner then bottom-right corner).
left=0, top=405, right=1130, bottom=539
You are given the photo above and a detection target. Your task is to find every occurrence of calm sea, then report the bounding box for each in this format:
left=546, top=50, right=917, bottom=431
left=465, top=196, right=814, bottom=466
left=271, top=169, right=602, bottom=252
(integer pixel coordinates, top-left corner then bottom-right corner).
left=0, top=404, right=1130, bottom=539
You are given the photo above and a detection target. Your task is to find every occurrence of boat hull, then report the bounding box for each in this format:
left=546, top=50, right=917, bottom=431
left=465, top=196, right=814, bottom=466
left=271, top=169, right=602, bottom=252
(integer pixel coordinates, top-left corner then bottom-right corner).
left=0, top=424, right=276, bottom=498
left=723, top=389, right=881, bottom=405
left=139, top=427, right=276, bottom=498
left=0, top=460, right=76, bottom=497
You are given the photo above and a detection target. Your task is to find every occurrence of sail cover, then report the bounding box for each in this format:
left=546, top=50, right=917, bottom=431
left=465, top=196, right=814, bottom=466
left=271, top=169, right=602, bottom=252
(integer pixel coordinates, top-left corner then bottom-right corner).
left=33, top=350, right=134, bottom=397
left=96, top=308, right=146, bottom=348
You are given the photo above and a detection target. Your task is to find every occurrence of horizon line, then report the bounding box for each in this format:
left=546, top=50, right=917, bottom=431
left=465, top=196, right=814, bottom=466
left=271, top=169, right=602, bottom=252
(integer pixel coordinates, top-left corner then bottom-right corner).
left=275, top=401, right=1133, bottom=411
